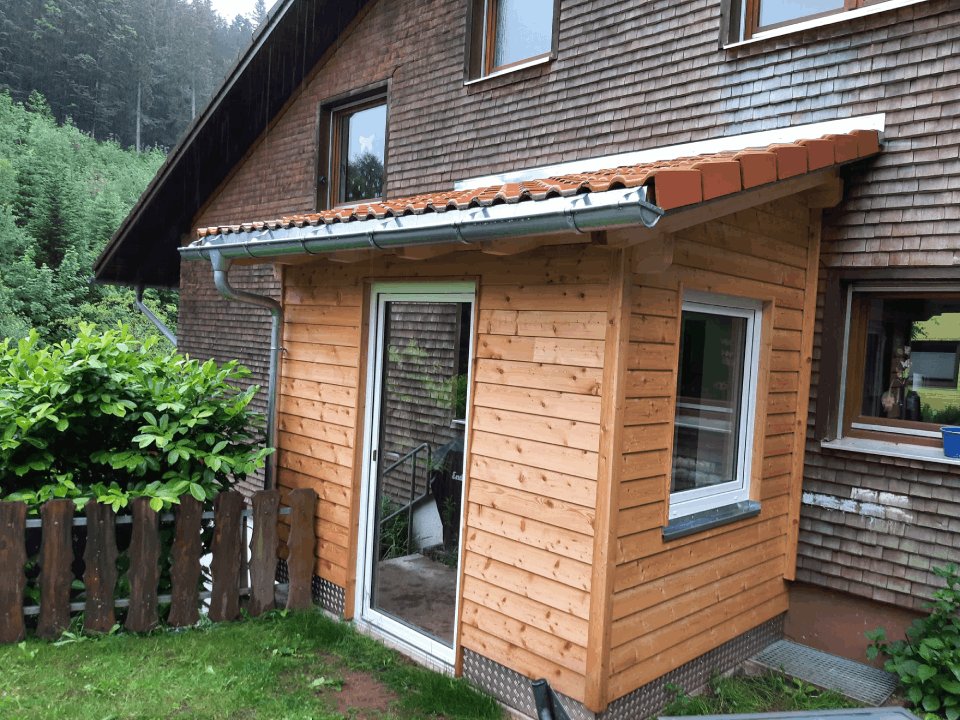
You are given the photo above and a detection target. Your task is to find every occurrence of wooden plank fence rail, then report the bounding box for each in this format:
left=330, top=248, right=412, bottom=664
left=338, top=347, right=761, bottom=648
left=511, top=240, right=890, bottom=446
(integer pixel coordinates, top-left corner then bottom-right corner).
left=0, top=488, right=317, bottom=644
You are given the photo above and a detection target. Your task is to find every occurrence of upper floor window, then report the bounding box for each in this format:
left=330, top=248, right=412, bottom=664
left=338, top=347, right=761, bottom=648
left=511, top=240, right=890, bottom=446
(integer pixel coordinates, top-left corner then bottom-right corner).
left=332, top=98, right=386, bottom=205
left=841, top=288, right=960, bottom=447
left=731, top=0, right=897, bottom=42
left=466, top=0, right=558, bottom=79
left=669, top=291, right=763, bottom=519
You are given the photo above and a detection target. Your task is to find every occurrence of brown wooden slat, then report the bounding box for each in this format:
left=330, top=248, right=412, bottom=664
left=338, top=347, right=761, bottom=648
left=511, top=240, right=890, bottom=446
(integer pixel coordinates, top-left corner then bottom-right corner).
left=83, top=501, right=118, bottom=634
left=169, top=496, right=203, bottom=628
left=126, top=497, right=160, bottom=633
left=37, top=499, right=74, bottom=640
left=249, top=490, right=280, bottom=617
left=0, top=501, right=27, bottom=644
left=210, top=492, right=243, bottom=623
left=286, top=488, right=318, bottom=610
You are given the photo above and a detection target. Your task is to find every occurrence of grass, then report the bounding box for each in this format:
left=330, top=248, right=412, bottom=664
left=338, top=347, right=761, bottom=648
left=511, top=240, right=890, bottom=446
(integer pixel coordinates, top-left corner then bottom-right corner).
left=659, top=670, right=863, bottom=716
left=0, top=609, right=503, bottom=720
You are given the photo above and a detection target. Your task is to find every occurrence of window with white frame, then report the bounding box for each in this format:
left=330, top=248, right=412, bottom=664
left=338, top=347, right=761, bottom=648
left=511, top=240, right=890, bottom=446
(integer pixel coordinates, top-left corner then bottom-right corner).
left=669, top=292, right=763, bottom=520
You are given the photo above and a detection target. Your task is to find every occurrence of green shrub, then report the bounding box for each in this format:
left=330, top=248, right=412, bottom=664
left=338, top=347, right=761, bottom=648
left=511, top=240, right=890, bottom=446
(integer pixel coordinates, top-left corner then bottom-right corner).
left=0, top=323, right=272, bottom=512
left=866, top=563, right=960, bottom=720
left=922, top=404, right=960, bottom=427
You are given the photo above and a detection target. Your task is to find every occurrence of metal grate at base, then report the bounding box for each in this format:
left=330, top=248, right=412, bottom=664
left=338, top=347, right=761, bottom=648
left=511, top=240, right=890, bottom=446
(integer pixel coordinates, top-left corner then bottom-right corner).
left=749, top=640, right=898, bottom=706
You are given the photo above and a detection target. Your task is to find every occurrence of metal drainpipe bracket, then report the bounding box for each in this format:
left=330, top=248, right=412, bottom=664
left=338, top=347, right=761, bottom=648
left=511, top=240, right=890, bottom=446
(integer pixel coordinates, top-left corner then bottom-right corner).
left=636, top=185, right=665, bottom=228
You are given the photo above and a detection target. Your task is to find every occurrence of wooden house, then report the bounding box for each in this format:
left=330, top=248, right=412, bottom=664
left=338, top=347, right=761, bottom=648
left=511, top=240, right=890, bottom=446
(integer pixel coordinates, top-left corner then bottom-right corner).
left=94, top=0, right=960, bottom=716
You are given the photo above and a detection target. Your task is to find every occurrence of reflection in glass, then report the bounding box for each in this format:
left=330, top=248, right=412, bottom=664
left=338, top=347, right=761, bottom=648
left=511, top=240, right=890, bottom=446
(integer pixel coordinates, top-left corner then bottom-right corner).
left=339, top=103, right=386, bottom=203
left=859, top=297, right=960, bottom=423
left=492, top=0, right=554, bottom=70
left=672, top=311, right=748, bottom=493
left=758, top=0, right=844, bottom=27
left=370, top=301, right=472, bottom=647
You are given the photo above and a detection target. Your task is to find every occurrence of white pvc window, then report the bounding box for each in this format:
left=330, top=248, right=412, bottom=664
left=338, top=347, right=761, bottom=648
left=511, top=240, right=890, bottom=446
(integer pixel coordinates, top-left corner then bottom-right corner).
left=669, top=291, right=762, bottom=519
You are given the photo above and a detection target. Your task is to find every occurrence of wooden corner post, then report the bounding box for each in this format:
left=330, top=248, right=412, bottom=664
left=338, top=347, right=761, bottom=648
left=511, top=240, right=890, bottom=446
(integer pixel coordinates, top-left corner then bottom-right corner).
left=784, top=208, right=822, bottom=581
left=585, top=247, right=633, bottom=712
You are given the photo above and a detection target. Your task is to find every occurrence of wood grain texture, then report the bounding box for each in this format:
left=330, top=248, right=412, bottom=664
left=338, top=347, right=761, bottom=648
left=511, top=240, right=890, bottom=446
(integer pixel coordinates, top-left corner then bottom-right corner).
left=785, top=208, right=820, bottom=581
left=249, top=490, right=281, bottom=617
left=83, top=501, right=118, bottom=634
left=586, top=247, right=633, bottom=712
left=169, top=495, right=203, bottom=628
left=126, top=497, right=160, bottom=633
left=210, top=491, right=243, bottom=623
left=286, top=488, right=318, bottom=610
left=36, top=499, right=74, bottom=640
left=0, top=501, right=27, bottom=644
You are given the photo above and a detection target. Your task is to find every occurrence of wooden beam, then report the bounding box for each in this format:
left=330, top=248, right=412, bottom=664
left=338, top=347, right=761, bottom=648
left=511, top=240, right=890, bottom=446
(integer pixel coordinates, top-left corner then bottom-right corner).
left=479, top=233, right=583, bottom=256
left=397, top=243, right=475, bottom=260
left=785, top=208, right=822, bottom=581
left=631, top=235, right=674, bottom=276
left=585, top=247, right=633, bottom=713
left=607, top=169, right=838, bottom=247
left=804, top=178, right=844, bottom=208
left=327, top=249, right=379, bottom=264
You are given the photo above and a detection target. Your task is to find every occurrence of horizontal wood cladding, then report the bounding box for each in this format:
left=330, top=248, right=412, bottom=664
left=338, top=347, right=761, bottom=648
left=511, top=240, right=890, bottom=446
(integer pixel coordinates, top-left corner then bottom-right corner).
left=276, top=245, right=607, bottom=703
left=608, top=200, right=811, bottom=703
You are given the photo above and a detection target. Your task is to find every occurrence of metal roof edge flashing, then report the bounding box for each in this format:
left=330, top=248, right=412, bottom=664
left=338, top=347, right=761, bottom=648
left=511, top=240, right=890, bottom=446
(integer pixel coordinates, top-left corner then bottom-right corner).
left=179, top=186, right=664, bottom=262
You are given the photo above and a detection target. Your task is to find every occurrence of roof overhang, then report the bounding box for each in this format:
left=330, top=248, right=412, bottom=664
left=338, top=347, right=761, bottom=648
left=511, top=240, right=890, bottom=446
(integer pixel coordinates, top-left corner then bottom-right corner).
left=181, top=130, right=881, bottom=266
left=92, top=0, right=368, bottom=288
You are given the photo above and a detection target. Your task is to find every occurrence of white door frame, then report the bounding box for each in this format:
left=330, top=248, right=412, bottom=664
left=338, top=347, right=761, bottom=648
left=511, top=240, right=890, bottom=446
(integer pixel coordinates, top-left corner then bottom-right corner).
left=354, top=281, right=476, bottom=668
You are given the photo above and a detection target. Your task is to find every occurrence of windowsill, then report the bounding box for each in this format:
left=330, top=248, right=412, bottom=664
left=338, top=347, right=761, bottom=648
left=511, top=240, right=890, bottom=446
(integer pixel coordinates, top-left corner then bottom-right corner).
left=821, top=437, right=960, bottom=467
left=723, top=0, right=931, bottom=49
left=464, top=55, right=552, bottom=87
left=662, top=500, right=761, bottom=541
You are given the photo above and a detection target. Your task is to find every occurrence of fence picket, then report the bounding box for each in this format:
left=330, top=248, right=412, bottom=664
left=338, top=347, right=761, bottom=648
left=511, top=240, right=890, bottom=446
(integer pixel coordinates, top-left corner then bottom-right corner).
left=249, top=490, right=280, bottom=617
left=83, top=501, right=118, bottom=634
left=169, top=495, right=203, bottom=628
left=0, top=501, right=27, bottom=644
left=286, top=488, right=317, bottom=611
left=126, top=497, right=160, bottom=633
left=210, top=492, right=243, bottom=622
left=37, top=499, right=74, bottom=640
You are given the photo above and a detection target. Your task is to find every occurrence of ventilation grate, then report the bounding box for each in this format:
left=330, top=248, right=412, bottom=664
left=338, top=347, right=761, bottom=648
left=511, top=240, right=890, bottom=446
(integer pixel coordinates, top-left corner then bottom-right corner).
left=749, top=640, right=899, bottom=706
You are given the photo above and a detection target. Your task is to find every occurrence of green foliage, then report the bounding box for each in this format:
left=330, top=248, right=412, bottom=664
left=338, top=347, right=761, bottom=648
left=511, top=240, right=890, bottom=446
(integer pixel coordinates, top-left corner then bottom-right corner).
left=0, top=324, right=272, bottom=511
left=0, top=609, right=502, bottom=720
left=866, top=563, right=960, bottom=720
left=923, top=404, right=960, bottom=427
left=661, top=671, right=860, bottom=716
left=0, top=90, right=174, bottom=346
left=379, top=496, right=411, bottom=561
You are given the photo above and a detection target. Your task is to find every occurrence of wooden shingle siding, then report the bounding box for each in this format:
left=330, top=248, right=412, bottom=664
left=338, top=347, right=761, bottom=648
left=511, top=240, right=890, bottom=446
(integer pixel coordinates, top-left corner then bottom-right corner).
left=608, top=199, right=811, bottom=702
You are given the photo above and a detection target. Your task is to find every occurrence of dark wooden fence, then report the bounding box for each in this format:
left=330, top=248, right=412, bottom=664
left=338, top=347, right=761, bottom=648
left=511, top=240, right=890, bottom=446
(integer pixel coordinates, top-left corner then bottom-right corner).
left=0, top=488, right=318, bottom=644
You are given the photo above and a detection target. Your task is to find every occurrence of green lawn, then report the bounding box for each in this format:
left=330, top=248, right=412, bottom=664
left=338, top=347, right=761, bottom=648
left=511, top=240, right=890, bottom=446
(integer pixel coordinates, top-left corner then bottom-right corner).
left=0, top=610, right=502, bottom=720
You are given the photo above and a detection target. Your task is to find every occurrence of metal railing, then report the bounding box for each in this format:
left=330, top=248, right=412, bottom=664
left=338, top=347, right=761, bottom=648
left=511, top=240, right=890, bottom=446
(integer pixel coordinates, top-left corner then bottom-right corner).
left=379, top=442, right=432, bottom=553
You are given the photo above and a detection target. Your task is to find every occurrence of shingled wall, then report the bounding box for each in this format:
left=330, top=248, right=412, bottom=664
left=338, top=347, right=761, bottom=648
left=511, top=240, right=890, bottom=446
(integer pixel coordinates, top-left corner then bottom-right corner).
left=181, top=0, right=960, bottom=604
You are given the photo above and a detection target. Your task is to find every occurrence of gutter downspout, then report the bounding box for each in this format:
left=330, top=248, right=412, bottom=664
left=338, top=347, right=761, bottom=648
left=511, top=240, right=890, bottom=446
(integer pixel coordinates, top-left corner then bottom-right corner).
left=135, top=284, right=178, bottom=347
left=209, top=249, right=283, bottom=491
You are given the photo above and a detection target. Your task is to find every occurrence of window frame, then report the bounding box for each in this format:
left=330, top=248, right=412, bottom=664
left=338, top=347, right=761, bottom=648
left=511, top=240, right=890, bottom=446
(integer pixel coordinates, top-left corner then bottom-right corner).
left=464, top=0, right=560, bottom=81
left=726, top=0, right=905, bottom=43
left=668, top=290, right=764, bottom=521
left=838, top=285, right=960, bottom=448
left=314, top=85, right=389, bottom=212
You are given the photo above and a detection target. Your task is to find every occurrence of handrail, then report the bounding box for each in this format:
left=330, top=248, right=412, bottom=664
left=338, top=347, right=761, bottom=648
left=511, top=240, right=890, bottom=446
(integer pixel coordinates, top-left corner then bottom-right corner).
left=378, top=442, right=432, bottom=554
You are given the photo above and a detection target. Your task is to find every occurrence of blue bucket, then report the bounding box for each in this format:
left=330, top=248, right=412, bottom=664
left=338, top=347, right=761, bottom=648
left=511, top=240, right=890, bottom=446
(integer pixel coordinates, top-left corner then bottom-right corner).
left=943, top=427, right=960, bottom=458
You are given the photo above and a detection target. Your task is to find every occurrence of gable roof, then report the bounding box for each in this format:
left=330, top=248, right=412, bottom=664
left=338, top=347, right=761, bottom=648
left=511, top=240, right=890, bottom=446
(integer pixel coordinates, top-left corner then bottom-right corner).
left=92, top=0, right=367, bottom=288
left=181, top=129, right=880, bottom=262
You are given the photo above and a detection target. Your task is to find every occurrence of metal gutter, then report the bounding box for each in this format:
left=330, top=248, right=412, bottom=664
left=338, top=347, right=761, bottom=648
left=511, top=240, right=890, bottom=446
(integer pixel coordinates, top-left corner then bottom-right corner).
left=209, top=250, right=283, bottom=491
left=179, top=186, right=664, bottom=261
left=135, top=285, right=178, bottom=347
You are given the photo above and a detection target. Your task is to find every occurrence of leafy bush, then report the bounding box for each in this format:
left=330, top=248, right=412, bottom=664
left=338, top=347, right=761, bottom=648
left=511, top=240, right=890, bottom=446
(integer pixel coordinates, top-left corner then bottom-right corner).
left=866, top=563, right=960, bottom=720
left=0, top=323, right=272, bottom=512
left=923, top=404, right=960, bottom=427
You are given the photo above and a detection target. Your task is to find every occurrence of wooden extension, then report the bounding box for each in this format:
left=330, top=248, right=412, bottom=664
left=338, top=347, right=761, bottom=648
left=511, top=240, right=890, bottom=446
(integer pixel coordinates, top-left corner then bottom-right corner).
left=169, top=496, right=203, bottom=628
left=249, top=490, right=281, bottom=617
left=286, top=488, right=318, bottom=610
left=126, top=497, right=161, bottom=633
